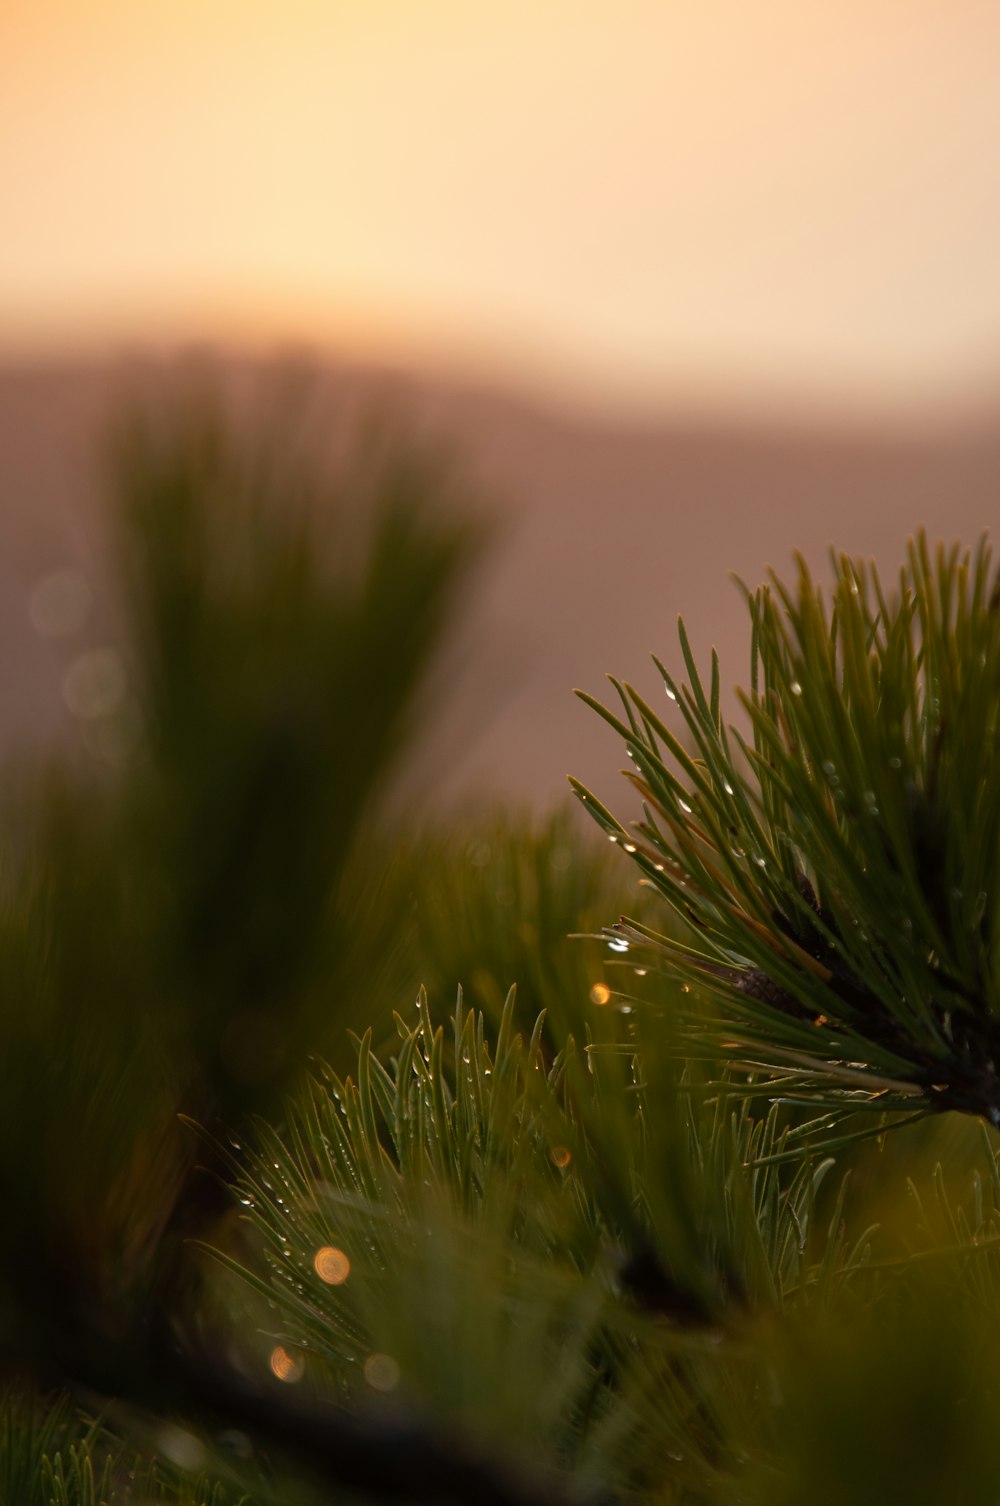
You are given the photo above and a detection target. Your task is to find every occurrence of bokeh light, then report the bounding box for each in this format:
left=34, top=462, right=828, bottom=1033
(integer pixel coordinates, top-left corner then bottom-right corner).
left=364, top=1352, right=401, bottom=1392
left=313, top=1245, right=351, bottom=1285
left=269, top=1345, right=305, bottom=1383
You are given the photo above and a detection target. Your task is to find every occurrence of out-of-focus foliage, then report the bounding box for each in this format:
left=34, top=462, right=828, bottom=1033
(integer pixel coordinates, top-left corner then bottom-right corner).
left=744, top=1281, right=1000, bottom=1506
left=0, top=389, right=486, bottom=1501
left=111, top=396, right=483, bottom=1113
left=334, top=807, right=669, bottom=1060
left=0, top=1390, right=252, bottom=1506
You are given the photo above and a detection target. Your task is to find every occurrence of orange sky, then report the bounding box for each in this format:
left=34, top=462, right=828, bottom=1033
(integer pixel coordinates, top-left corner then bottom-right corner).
left=4, top=1, right=1000, bottom=411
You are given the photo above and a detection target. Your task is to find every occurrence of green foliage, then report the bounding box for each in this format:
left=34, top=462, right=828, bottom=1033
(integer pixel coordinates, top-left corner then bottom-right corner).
left=219, top=995, right=607, bottom=1472
left=0, top=390, right=481, bottom=1500
left=343, top=807, right=666, bottom=1056
left=216, top=995, right=846, bottom=1498
left=574, top=534, right=1000, bottom=1128
left=217, top=986, right=1000, bottom=1504
left=0, top=1392, right=250, bottom=1506
left=399, top=809, right=625, bottom=1029
left=218, top=992, right=724, bottom=1499
left=112, top=396, right=482, bottom=1111
left=4, top=405, right=1000, bottom=1506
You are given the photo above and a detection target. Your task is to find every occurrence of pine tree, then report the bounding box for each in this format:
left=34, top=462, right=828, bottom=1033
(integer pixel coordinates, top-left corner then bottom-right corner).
left=2, top=393, right=999, bottom=1504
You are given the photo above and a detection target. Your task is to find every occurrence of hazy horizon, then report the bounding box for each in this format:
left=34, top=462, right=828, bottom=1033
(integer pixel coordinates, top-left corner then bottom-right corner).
left=2, top=348, right=997, bottom=812
left=6, top=2, right=1000, bottom=419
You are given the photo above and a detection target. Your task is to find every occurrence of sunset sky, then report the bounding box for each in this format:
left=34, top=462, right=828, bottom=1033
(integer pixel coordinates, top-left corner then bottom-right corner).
left=4, top=1, right=1000, bottom=411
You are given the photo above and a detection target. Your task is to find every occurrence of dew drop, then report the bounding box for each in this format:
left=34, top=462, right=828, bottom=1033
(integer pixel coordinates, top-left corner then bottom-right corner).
left=789, top=681, right=803, bottom=696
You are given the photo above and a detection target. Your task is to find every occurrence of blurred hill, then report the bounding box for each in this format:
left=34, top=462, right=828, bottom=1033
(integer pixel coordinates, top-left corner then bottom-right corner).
left=1, top=350, right=997, bottom=809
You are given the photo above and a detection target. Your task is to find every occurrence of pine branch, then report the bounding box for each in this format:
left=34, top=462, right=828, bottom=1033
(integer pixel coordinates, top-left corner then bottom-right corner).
left=574, top=534, right=1000, bottom=1126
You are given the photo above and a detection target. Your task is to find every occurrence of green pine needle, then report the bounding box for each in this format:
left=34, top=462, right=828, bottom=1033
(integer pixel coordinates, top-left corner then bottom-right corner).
left=574, top=533, right=1000, bottom=1126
